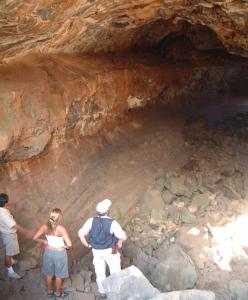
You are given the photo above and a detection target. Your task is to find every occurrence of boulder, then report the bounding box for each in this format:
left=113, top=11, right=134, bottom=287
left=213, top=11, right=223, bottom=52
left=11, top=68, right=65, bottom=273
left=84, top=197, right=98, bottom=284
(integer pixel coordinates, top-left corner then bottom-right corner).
left=80, top=270, right=93, bottom=292
left=71, top=273, right=85, bottom=292
left=229, top=280, right=248, bottom=300
left=151, top=244, right=197, bottom=292
left=163, top=175, right=193, bottom=198
left=161, top=189, right=175, bottom=205
left=133, top=248, right=157, bottom=277
left=139, top=189, right=165, bottom=218
left=166, top=207, right=196, bottom=225
left=150, top=289, right=215, bottom=300
left=102, top=265, right=159, bottom=300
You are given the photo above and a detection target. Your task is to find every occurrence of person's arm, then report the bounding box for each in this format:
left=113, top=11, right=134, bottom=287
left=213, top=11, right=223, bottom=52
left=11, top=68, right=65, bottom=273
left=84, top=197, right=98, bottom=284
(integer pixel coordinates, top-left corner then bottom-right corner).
left=33, top=224, right=47, bottom=244
left=13, top=223, right=35, bottom=239
left=78, top=218, right=93, bottom=248
left=4, top=206, right=33, bottom=239
left=112, top=220, right=127, bottom=249
left=79, top=235, right=92, bottom=248
left=117, top=233, right=127, bottom=249
left=60, top=226, right=72, bottom=249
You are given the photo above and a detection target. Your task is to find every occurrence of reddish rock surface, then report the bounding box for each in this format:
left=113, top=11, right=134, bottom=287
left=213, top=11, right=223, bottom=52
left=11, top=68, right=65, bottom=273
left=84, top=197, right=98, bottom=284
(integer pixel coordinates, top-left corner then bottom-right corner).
left=1, top=1, right=248, bottom=62
left=0, top=53, right=247, bottom=162
left=1, top=2, right=248, bottom=299
left=0, top=111, right=190, bottom=256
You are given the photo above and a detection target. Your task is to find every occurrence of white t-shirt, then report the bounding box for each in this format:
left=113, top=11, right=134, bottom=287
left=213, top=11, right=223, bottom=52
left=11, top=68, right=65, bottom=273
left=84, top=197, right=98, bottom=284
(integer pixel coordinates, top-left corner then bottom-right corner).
left=0, top=207, right=16, bottom=234
left=78, top=216, right=126, bottom=240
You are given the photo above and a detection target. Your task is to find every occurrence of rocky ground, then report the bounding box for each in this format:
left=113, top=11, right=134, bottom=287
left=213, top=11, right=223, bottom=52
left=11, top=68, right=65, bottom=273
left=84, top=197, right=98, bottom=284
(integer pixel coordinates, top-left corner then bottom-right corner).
left=1, top=110, right=248, bottom=299
left=122, top=111, right=248, bottom=300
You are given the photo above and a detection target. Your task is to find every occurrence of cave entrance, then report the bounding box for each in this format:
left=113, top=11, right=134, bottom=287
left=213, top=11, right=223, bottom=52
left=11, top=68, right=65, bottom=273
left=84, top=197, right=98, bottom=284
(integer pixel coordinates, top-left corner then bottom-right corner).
left=1, top=19, right=248, bottom=300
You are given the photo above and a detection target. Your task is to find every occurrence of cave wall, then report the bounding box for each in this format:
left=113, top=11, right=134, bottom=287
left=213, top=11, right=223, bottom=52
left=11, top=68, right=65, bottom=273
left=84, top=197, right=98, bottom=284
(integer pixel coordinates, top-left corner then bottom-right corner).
left=0, top=53, right=167, bottom=162
left=1, top=0, right=248, bottom=62
left=1, top=0, right=248, bottom=258
left=0, top=53, right=248, bottom=164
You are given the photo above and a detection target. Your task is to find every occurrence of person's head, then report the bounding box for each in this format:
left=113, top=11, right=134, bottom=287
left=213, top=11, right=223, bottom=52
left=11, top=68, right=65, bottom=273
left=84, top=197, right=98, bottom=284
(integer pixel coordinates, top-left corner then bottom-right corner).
left=47, top=208, right=62, bottom=233
left=0, top=193, right=9, bottom=207
left=96, top=199, right=111, bottom=216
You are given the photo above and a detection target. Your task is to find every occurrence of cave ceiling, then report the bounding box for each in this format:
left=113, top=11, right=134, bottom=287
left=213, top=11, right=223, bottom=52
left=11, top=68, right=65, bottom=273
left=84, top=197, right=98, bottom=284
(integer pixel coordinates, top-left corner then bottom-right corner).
left=0, top=0, right=248, bottom=62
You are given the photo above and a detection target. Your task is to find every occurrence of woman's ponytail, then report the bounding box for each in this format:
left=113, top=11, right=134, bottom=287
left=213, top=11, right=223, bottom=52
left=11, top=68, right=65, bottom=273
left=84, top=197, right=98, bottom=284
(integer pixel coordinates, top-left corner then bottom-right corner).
left=47, top=208, right=62, bottom=234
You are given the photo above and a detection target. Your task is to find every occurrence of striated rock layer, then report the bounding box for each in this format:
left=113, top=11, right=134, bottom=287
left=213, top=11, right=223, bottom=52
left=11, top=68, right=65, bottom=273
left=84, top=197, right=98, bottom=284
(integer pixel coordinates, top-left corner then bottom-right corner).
left=0, top=111, right=191, bottom=256
left=0, top=1, right=248, bottom=62
left=0, top=53, right=247, bottom=162
left=0, top=53, right=171, bottom=161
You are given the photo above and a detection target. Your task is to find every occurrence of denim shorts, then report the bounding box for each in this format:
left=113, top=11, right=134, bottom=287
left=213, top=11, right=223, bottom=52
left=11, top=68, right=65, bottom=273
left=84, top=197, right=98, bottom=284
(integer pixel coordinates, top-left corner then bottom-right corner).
left=42, top=248, right=68, bottom=278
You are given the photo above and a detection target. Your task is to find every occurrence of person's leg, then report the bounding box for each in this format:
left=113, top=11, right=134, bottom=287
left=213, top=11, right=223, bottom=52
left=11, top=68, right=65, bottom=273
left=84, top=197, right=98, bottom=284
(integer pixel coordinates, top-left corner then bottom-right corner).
left=5, top=255, right=12, bottom=268
left=54, top=250, right=68, bottom=296
left=55, top=277, right=63, bottom=295
left=11, top=257, right=18, bottom=266
left=105, top=252, right=121, bottom=274
left=4, top=233, right=21, bottom=278
left=43, top=249, right=55, bottom=293
left=46, top=276, right=53, bottom=293
left=93, top=250, right=107, bottom=294
left=5, top=255, right=21, bottom=278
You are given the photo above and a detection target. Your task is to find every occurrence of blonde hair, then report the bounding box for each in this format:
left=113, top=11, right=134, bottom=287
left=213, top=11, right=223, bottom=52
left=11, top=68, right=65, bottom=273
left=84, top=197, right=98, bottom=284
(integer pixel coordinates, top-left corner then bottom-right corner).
left=47, top=208, right=62, bottom=234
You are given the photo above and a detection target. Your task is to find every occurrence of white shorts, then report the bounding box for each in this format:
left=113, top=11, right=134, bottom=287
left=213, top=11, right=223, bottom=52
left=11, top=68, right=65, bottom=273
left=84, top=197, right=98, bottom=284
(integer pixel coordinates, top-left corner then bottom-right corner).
left=2, top=232, right=20, bottom=256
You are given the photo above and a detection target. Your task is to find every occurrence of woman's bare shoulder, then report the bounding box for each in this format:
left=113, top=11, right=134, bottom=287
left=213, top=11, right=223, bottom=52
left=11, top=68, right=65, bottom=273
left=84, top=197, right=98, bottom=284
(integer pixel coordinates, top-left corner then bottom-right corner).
left=57, top=224, right=67, bottom=233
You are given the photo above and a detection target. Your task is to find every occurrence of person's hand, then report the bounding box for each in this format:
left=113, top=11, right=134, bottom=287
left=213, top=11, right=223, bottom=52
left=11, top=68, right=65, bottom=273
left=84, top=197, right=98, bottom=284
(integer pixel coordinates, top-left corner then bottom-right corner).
left=5, top=202, right=16, bottom=211
left=64, top=244, right=72, bottom=250
left=117, top=240, right=123, bottom=249
left=112, top=245, right=118, bottom=254
left=83, top=241, right=92, bottom=249
left=6, top=202, right=24, bottom=212
left=41, top=240, right=48, bottom=248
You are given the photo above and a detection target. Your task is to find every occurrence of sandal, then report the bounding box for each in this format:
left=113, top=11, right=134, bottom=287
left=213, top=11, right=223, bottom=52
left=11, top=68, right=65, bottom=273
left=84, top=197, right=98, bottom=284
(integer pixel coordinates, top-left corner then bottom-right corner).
left=47, top=291, right=54, bottom=298
left=55, top=291, right=69, bottom=298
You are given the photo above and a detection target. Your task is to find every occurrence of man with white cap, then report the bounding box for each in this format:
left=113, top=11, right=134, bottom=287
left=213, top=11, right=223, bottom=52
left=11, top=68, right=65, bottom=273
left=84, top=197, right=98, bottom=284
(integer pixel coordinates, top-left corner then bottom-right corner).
left=78, top=199, right=127, bottom=298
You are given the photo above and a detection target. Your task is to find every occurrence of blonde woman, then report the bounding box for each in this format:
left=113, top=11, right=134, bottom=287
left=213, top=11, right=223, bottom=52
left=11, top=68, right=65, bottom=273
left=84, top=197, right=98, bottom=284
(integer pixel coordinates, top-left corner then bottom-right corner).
left=33, top=208, right=72, bottom=298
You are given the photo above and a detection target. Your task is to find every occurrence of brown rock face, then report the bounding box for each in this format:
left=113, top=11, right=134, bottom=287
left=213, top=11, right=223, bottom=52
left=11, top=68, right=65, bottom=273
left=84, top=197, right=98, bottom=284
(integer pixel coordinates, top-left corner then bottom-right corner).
left=1, top=0, right=248, bottom=264
left=0, top=53, right=170, bottom=161
left=0, top=1, right=248, bottom=62
left=0, top=1, right=248, bottom=161
left=0, top=53, right=247, bottom=162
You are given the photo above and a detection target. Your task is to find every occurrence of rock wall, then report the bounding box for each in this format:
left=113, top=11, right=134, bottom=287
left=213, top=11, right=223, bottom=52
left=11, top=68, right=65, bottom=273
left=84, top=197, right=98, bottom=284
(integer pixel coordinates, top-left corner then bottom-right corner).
left=0, top=53, right=166, bottom=161
left=0, top=50, right=247, bottom=259
left=1, top=2, right=248, bottom=293
left=0, top=53, right=247, bottom=163
left=1, top=1, right=248, bottom=62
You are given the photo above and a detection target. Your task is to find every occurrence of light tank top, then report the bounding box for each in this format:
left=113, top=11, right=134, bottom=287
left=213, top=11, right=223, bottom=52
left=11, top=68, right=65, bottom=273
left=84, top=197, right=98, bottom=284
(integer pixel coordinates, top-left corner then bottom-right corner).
left=46, top=235, right=65, bottom=248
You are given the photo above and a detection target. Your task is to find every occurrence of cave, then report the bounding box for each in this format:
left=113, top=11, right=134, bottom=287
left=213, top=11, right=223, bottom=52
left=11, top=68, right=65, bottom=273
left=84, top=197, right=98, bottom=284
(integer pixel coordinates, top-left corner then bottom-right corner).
left=1, top=2, right=248, bottom=300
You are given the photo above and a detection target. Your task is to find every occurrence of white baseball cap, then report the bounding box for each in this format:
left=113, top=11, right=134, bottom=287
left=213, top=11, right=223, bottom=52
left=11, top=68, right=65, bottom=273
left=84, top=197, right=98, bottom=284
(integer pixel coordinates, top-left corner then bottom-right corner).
left=96, top=199, right=112, bottom=214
